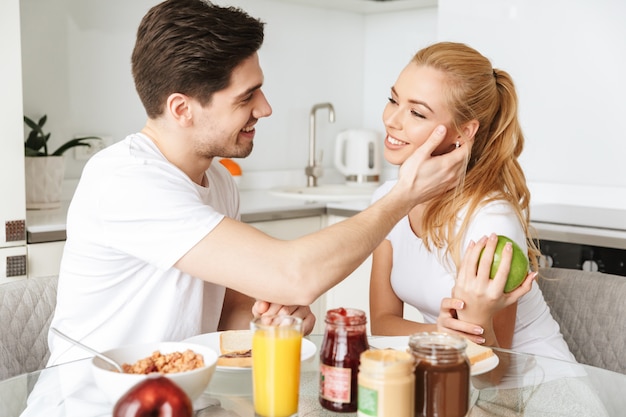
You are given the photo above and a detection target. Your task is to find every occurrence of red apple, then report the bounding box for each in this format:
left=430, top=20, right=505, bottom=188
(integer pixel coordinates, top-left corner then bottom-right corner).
left=113, top=375, right=193, bottom=417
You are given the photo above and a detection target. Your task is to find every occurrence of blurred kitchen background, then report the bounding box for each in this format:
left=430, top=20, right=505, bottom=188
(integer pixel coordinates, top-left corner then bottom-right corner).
left=2, top=0, right=626, bottom=291
left=9, top=0, right=626, bottom=200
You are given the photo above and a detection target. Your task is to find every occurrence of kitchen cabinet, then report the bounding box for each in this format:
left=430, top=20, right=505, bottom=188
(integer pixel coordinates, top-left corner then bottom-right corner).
left=23, top=202, right=67, bottom=279
left=22, top=210, right=325, bottom=280
left=247, top=216, right=326, bottom=333
left=0, top=0, right=27, bottom=284
left=323, top=214, right=373, bottom=332
left=246, top=212, right=422, bottom=335
left=246, top=216, right=323, bottom=239
left=27, top=241, right=65, bottom=279
left=323, top=214, right=423, bottom=334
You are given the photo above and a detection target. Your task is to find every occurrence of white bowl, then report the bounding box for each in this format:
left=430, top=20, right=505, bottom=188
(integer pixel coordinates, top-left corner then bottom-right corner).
left=91, top=341, right=217, bottom=404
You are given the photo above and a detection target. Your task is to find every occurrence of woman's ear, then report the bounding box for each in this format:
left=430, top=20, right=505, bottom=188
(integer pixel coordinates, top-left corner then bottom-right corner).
left=460, top=119, right=479, bottom=140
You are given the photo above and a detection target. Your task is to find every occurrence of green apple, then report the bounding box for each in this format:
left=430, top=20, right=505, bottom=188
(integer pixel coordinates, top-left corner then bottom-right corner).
left=484, top=235, right=529, bottom=293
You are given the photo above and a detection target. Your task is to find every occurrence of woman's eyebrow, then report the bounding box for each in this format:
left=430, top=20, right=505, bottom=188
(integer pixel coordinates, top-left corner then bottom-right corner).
left=390, top=86, right=434, bottom=113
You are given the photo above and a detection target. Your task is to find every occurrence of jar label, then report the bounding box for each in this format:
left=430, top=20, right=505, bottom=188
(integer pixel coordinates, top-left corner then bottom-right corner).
left=357, top=385, right=378, bottom=416
left=319, top=364, right=351, bottom=403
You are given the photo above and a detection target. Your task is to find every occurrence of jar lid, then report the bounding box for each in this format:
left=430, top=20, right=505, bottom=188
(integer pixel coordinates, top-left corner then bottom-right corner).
left=359, top=349, right=415, bottom=375
left=325, top=307, right=367, bottom=325
left=408, top=332, right=467, bottom=362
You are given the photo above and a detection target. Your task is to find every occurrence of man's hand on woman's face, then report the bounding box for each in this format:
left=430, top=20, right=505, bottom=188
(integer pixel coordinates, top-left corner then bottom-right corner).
left=396, top=124, right=469, bottom=206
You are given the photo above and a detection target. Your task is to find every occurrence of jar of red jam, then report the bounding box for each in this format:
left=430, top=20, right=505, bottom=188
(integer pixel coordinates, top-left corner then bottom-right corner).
left=409, top=332, right=470, bottom=417
left=319, top=307, right=369, bottom=412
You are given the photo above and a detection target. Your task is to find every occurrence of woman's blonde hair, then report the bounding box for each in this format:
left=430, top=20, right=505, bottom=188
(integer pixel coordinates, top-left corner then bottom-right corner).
left=414, top=42, right=540, bottom=270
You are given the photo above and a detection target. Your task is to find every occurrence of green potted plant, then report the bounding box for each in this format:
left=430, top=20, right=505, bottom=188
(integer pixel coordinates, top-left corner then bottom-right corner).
left=24, top=114, right=101, bottom=209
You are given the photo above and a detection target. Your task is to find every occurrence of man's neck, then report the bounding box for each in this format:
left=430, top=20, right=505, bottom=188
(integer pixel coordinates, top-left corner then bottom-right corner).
left=140, top=124, right=211, bottom=186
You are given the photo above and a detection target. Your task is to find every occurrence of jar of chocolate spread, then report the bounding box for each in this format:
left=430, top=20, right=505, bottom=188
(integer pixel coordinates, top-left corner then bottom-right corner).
left=319, top=307, right=369, bottom=412
left=409, top=332, right=470, bottom=417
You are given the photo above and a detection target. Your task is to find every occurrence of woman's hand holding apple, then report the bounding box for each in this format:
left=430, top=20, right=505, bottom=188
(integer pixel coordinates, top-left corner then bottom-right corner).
left=451, top=234, right=537, bottom=339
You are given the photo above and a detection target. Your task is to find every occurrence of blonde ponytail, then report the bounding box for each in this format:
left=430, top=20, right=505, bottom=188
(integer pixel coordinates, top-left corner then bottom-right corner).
left=413, top=42, right=540, bottom=270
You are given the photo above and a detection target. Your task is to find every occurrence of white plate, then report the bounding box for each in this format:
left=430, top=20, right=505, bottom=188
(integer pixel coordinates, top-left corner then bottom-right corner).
left=470, top=354, right=499, bottom=376
left=367, top=336, right=499, bottom=376
left=368, top=336, right=410, bottom=352
left=183, top=332, right=317, bottom=373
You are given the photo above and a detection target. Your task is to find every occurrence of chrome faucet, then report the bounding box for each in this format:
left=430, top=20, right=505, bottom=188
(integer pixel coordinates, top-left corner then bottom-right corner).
left=306, top=102, right=335, bottom=187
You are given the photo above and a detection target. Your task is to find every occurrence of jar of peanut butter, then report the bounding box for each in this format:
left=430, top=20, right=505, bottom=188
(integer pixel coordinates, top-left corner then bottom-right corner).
left=409, top=332, right=470, bottom=417
left=357, top=349, right=415, bottom=417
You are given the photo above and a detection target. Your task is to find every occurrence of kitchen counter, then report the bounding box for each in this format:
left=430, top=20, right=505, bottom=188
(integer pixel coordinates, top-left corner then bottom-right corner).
left=238, top=190, right=328, bottom=222
left=325, top=199, right=370, bottom=217
left=25, top=190, right=369, bottom=243
left=532, top=204, right=626, bottom=231
left=26, top=188, right=626, bottom=251
left=26, top=200, right=70, bottom=243
left=325, top=202, right=626, bottom=250
left=531, top=204, right=626, bottom=250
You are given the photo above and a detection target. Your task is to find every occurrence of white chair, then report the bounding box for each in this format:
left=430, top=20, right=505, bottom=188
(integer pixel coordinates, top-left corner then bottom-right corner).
left=537, top=267, right=626, bottom=374
left=0, top=275, right=57, bottom=381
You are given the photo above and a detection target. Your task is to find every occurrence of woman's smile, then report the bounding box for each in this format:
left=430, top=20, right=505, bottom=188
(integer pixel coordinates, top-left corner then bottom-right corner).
left=386, top=135, right=410, bottom=148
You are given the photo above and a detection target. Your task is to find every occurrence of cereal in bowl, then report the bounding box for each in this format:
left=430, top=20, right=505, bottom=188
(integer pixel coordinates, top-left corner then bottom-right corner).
left=122, top=349, right=205, bottom=374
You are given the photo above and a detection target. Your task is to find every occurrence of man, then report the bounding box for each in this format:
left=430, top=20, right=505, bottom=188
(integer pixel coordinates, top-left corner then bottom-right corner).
left=47, top=0, right=467, bottom=366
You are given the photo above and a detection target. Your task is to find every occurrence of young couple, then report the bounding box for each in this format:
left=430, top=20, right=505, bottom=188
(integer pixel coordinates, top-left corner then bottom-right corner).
left=48, top=0, right=570, bottom=368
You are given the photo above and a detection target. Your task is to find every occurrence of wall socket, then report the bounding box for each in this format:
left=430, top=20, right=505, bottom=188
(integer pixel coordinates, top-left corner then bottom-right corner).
left=74, top=136, right=112, bottom=160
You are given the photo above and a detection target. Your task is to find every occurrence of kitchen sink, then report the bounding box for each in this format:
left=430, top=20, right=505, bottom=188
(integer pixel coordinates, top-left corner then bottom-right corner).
left=270, top=184, right=378, bottom=202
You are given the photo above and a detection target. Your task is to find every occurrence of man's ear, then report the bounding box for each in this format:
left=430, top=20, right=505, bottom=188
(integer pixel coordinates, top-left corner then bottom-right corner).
left=460, top=119, right=479, bottom=140
left=166, top=93, right=193, bottom=127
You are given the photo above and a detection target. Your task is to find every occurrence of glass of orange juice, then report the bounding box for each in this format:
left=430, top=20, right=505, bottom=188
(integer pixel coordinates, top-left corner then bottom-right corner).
left=251, top=315, right=303, bottom=417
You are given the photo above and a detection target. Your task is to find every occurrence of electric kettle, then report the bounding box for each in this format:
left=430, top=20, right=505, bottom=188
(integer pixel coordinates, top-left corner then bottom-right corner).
left=334, top=128, right=381, bottom=184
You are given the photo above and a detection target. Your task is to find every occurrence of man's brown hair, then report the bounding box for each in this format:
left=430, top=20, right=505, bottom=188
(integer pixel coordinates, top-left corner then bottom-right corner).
left=131, top=0, right=265, bottom=118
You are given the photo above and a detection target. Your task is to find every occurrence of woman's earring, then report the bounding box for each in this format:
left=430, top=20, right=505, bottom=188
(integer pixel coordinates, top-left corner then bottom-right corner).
left=455, top=141, right=461, bottom=149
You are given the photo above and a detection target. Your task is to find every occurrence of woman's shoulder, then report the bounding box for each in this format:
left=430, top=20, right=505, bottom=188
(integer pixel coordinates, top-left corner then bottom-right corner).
left=461, top=197, right=526, bottom=248
left=464, top=198, right=520, bottom=224
left=477, top=198, right=518, bottom=214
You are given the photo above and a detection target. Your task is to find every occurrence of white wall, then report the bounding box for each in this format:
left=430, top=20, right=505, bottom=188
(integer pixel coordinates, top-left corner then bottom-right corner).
left=20, top=0, right=366, bottom=184
left=438, top=0, right=626, bottom=207
left=362, top=7, right=438, bottom=173
left=362, top=7, right=438, bottom=131
left=20, top=0, right=152, bottom=179
left=0, top=0, right=26, bottom=223
left=220, top=0, right=365, bottom=178
left=19, top=0, right=626, bottom=208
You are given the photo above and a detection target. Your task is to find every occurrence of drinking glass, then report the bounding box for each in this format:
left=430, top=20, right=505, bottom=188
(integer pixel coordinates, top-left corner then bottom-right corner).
left=251, top=315, right=303, bottom=417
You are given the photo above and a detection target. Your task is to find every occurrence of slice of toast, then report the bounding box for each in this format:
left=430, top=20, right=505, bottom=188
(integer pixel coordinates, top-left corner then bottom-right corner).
left=217, top=330, right=253, bottom=367
left=464, top=338, right=495, bottom=365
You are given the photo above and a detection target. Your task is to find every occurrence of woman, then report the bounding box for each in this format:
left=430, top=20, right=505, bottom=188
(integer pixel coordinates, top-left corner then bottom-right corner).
left=369, top=42, right=573, bottom=360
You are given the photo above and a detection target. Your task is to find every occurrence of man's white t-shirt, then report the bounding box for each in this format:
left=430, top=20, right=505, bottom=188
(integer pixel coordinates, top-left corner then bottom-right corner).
left=48, top=133, right=239, bottom=366
left=373, top=180, right=575, bottom=362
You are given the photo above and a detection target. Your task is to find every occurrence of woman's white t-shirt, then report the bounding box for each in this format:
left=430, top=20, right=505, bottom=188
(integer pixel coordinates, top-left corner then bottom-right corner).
left=48, top=133, right=238, bottom=365
left=373, top=180, right=574, bottom=361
